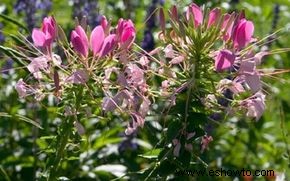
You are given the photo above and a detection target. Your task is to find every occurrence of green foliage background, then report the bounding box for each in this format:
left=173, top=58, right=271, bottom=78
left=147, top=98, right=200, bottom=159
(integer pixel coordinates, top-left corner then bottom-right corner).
left=0, top=0, right=290, bottom=180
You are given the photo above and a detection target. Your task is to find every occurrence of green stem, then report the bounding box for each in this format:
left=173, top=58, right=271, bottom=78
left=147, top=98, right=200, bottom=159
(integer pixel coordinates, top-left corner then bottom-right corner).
left=48, top=118, right=73, bottom=180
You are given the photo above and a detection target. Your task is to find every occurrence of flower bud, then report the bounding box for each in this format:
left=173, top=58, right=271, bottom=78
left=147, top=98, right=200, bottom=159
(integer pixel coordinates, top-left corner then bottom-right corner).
left=207, top=8, right=221, bottom=28
left=186, top=3, right=203, bottom=27
left=232, top=18, right=254, bottom=49
left=70, top=25, right=89, bottom=57
left=117, top=19, right=136, bottom=49
left=32, top=16, right=56, bottom=47
left=90, top=25, right=105, bottom=56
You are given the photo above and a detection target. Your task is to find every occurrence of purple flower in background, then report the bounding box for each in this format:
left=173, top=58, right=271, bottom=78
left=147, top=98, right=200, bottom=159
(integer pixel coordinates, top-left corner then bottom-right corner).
left=72, top=0, right=102, bottom=27
left=141, top=0, right=164, bottom=52
left=0, top=23, right=5, bottom=44
left=141, top=30, right=155, bottom=52
left=14, top=0, right=52, bottom=31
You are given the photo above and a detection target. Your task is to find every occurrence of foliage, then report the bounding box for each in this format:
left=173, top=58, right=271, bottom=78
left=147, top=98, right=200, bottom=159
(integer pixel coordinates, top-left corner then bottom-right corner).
left=0, top=0, right=290, bottom=181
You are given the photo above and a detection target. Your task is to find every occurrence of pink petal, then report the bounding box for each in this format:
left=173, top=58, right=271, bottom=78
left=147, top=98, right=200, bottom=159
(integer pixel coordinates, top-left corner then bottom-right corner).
left=215, top=49, right=235, bottom=71
left=27, top=56, right=49, bottom=79
left=186, top=3, right=203, bottom=27
left=207, top=8, right=221, bottom=28
left=71, top=30, right=88, bottom=57
left=65, top=69, right=89, bottom=84
left=76, top=26, right=89, bottom=49
left=32, top=29, right=46, bottom=47
left=101, top=16, right=108, bottom=30
left=99, top=34, right=116, bottom=57
left=222, top=13, right=234, bottom=41
left=42, top=16, right=56, bottom=39
left=245, top=73, right=261, bottom=93
left=234, top=19, right=254, bottom=49
left=169, top=56, right=184, bottom=64
left=254, top=51, right=269, bottom=65
left=90, top=25, right=105, bottom=56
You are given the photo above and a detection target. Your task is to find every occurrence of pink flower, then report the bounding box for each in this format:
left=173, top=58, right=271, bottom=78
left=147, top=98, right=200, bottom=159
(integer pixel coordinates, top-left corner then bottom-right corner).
left=71, top=26, right=89, bottom=58
left=27, top=56, right=49, bottom=79
left=214, top=49, right=236, bottom=71
left=232, top=18, right=254, bottom=49
left=15, top=79, right=30, bottom=98
left=124, top=64, right=145, bottom=87
left=125, top=112, right=145, bottom=135
left=71, top=24, right=116, bottom=58
left=240, top=91, right=265, bottom=120
left=32, top=16, right=56, bottom=48
left=207, top=8, right=221, bottom=28
left=117, top=19, right=136, bottom=49
left=201, top=135, right=213, bottom=153
left=238, top=60, right=261, bottom=93
left=186, top=3, right=203, bottom=27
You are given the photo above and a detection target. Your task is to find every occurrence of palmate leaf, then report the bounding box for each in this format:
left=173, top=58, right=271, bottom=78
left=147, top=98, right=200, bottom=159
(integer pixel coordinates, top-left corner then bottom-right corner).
left=0, top=112, right=43, bottom=129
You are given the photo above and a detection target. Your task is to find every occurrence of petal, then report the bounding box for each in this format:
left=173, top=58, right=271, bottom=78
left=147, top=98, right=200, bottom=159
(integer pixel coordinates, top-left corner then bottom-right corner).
left=90, top=25, right=105, bottom=56
left=32, top=29, right=46, bottom=47
left=75, top=26, right=89, bottom=52
left=99, top=34, right=116, bottom=57
left=186, top=3, right=203, bottom=27
left=71, top=30, right=88, bottom=57
left=207, top=8, right=221, bottom=27
left=215, top=49, right=235, bottom=71
left=234, top=19, right=254, bottom=49
left=245, top=73, right=261, bottom=93
left=65, top=69, right=89, bottom=84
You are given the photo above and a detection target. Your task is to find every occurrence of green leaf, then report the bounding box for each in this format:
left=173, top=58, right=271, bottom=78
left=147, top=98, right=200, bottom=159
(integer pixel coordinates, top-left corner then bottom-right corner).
left=138, top=149, right=161, bottom=159
left=167, top=120, right=182, bottom=141
left=0, top=46, right=28, bottom=65
left=157, top=159, right=177, bottom=177
left=16, top=114, right=43, bottom=129
left=177, top=150, right=192, bottom=167
left=0, top=112, right=43, bottom=129
left=0, top=13, right=29, bottom=33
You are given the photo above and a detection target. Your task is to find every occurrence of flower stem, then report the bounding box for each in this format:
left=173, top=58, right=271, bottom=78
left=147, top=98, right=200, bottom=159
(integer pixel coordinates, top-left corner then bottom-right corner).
left=48, top=117, right=73, bottom=180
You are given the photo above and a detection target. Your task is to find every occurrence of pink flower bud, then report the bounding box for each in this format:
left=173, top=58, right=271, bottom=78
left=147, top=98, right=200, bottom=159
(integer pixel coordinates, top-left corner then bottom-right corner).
left=90, top=25, right=105, bottom=56
left=101, top=16, right=110, bottom=35
left=101, top=16, right=108, bottom=30
left=70, top=25, right=89, bottom=57
left=214, top=49, right=236, bottom=71
left=207, top=8, right=221, bottom=28
left=117, top=19, right=136, bottom=49
left=186, top=3, right=203, bottom=27
left=99, top=34, right=117, bottom=57
left=232, top=19, right=254, bottom=49
left=32, top=16, right=56, bottom=47
left=221, top=13, right=234, bottom=41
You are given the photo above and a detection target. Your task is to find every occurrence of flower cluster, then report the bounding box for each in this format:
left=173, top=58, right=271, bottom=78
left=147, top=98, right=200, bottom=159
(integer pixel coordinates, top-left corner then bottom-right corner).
left=15, top=15, right=150, bottom=135
left=13, top=3, right=276, bottom=157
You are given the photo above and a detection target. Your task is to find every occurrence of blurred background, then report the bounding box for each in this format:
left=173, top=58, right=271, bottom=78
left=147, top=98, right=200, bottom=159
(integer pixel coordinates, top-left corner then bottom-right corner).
left=0, top=0, right=290, bottom=180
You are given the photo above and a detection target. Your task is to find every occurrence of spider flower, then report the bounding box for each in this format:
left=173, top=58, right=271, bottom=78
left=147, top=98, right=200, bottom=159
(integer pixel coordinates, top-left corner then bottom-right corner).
left=117, top=19, right=136, bottom=49
left=32, top=16, right=56, bottom=48
left=70, top=25, right=116, bottom=58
